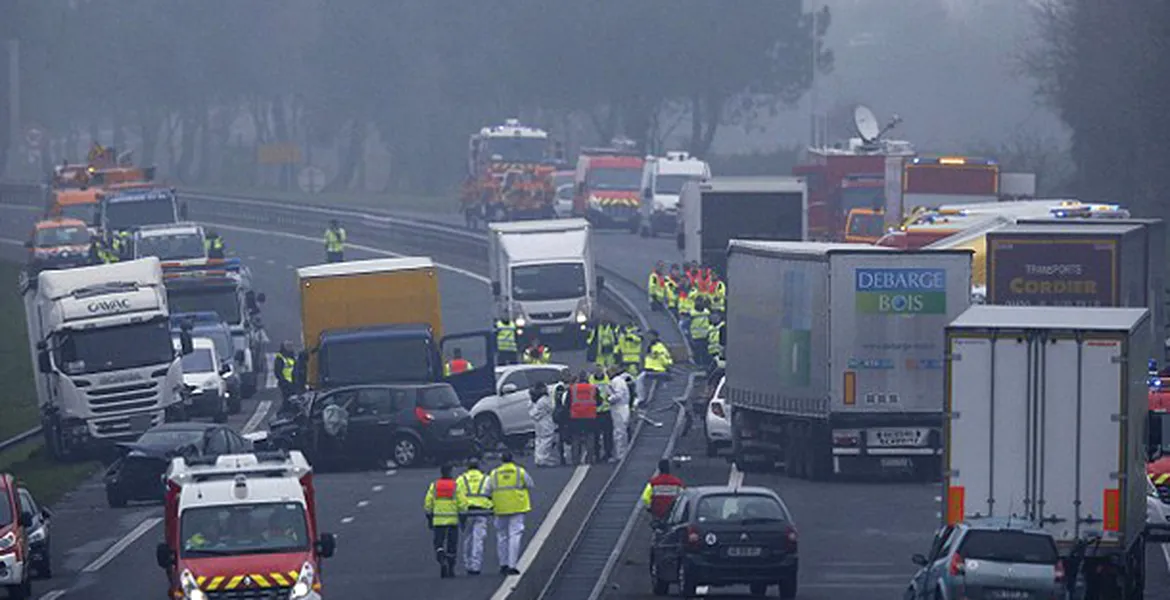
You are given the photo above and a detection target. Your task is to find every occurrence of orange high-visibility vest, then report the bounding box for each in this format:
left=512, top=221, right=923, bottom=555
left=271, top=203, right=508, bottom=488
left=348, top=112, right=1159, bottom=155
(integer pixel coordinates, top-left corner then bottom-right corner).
left=448, top=358, right=470, bottom=374
left=570, top=383, right=597, bottom=420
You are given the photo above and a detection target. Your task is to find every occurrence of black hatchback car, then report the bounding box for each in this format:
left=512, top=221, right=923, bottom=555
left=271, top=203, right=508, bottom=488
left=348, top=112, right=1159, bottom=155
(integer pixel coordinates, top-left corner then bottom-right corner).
left=269, top=383, right=476, bottom=469
left=649, top=486, right=799, bottom=598
left=103, top=422, right=252, bottom=507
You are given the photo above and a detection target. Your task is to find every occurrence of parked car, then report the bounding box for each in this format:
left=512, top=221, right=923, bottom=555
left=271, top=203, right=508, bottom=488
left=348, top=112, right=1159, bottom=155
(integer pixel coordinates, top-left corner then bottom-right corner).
left=103, top=422, right=252, bottom=507
left=470, top=364, right=570, bottom=447
left=649, top=485, right=799, bottom=598
left=269, top=383, right=476, bottom=469
left=175, top=337, right=232, bottom=422
left=905, top=518, right=1064, bottom=600
left=15, top=488, right=51, bottom=579
left=0, top=473, right=33, bottom=599
left=553, top=183, right=574, bottom=218
left=171, top=312, right=244, bottom=413
left=705, top=375, right=731, bottom=457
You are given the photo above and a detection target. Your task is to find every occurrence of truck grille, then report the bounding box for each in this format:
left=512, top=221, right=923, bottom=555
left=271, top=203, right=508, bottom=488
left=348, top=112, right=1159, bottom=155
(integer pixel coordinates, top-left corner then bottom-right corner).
left=87, top=381, right=160, bottom=414
left=207, top=587, right=292, bottom=600
left=602, top=205, right=637, bottom=219
left=530, top=312, right=571, bottom=321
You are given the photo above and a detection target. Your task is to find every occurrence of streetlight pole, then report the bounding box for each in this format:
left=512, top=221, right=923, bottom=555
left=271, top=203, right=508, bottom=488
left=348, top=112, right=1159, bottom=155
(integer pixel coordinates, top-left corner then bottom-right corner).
left=808, top=0, right=820, bottom=148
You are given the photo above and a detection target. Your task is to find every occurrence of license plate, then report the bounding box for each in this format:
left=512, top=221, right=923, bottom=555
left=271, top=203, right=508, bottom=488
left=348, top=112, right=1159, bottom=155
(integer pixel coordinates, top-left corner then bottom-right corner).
left=725, top=546, right=762, bottom=557
left=449, top=428, right=466, bottom=437
left=989, top=591, right=1030, bottom=600
left=869, top=428, right=924, bottom=447
left=540, top=326, right=562, bottom=334
left=880, top=458, right=911, bottom=468
left=129, top=414, right=152, bottom=432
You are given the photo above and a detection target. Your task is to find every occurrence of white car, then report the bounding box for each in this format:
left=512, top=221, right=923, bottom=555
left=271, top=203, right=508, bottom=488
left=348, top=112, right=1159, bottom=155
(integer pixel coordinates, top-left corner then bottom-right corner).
left=553, top=184, right=574, bottom=218
left=176, top=337, right=231, bottom=423
left=705, top=375, right=731, bottom=457
left=1149, top=474, right=1170, bottom=525
left=471, top=363, right=571, bottom=446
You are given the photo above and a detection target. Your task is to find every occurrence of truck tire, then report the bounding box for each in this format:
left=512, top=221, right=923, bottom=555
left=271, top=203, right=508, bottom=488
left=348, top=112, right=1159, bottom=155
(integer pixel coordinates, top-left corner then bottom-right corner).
left=784, top=427, right=804, bottom=479
left=806, top=423, right=833, bottom=481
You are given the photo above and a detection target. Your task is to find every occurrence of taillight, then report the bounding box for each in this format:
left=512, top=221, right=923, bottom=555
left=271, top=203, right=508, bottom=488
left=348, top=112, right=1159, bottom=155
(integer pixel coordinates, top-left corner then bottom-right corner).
left=685, top=525, right=701, bottom=549
left=784, top=525, right=799, bottom=552
left=414, top=406, right=434, bottom=426
left=711, top=402, right=725, bottom=418
left=1054, top=559, right=1065, bottom=584
left=949, top=553, right=965, bottom=576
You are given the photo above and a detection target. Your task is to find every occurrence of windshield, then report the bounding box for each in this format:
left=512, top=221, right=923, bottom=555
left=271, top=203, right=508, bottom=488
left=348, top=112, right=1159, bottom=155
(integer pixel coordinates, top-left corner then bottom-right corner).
left=181, top=348, right=215, bottom=373
left=35, top=225, right=90, bottom=247
left=167, top=288, right=242, bottom=325
left=512, top=262, right=586, bottom=301
left=104, top=197, right=176, bottom=229
left=136, top=233, right=204, bottom=261
left=958, top=530, right=1058, bottom=564
left=841, top=186, right=885, bottom=212
left=847, top=212, right=886, bottom=238
left=59, top=203, right=96, bottom=224
left=55, top=319, right=174, bottom=375
left=482, top=137, right=547, bottom=163
left=192, top=329, right=233, bottom=364
left=587, top=167, right=642, bottom=192
left=322, top=337, right=433, bottom=386
left=654, top=174, right=699, bottom=195
left=181, top=502, right=309, bottom=558
left=0, top=488, right=10, bottom=527
left=419, top=386, right=461, bottom=410
left=137, top=429, right=204, bottom=448
left=694, top=494, right=788, bottom=523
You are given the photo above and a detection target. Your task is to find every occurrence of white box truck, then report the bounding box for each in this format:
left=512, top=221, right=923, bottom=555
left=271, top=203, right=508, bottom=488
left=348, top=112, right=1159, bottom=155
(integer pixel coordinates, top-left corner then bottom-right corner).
left=25, top=257, right=189, bottom=459
left=725, top=241, right=972, bottom=479
left=677, top=176, right=807, bottom=277
left=637, top=151, right=710, bottom=238
left=943, top=305, right=1152, bottom=595
left=488, top=219, right=600, bottom=344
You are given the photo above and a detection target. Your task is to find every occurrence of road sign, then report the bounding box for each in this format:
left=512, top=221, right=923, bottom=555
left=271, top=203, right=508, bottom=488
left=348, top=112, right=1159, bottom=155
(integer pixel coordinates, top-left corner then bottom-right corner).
left=25, top=127, right=43, bottom=149
left=258, top=143, right=302, bottom=165
left=298, top=166, right=326, bottom=194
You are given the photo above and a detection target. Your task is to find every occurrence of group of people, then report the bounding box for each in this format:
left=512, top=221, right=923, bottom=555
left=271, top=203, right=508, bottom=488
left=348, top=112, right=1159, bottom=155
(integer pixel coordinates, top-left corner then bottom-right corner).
left=527, top=365, right=638, bottom=467
left=493, top=319, right=554, bottom=367
left=647, top=261, right=726, bottom=372
left=88, top=229, right=228, bottom=264
left=423, top=454, right=533, bottom=578
left=586, top=320, right=645, bottom=376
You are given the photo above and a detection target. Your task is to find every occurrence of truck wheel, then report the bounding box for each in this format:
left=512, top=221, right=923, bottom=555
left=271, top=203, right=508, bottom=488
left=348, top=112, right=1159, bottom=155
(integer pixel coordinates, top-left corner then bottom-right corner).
left=43, top=417, right=65, bottom=462
left=640, top=224, right=651, bottom=238
left=806, top=423, right=833, bottom=481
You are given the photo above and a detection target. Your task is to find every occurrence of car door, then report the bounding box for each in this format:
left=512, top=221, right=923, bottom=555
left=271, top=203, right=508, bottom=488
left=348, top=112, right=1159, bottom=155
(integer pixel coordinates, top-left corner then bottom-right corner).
left=440, top=331, right=497, bottom=406
left=654, top=496, right=690, bottom=578
left=346, top=387, right=398, bottom=458
left=16, top=489, right=45, bottom=538
left=496, top=370, right=531, bottom=435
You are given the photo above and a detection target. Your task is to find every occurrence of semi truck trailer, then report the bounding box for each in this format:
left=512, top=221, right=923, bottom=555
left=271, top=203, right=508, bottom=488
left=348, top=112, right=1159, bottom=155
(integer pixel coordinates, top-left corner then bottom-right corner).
left=725, top=241, right=972, bottom=479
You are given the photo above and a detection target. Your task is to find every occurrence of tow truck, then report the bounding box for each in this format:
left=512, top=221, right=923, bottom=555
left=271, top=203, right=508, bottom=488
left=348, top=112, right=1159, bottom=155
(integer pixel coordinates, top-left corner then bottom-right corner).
left=163, top=259, right=268, bottom=398
left=156, top=451, right=335, bottom=600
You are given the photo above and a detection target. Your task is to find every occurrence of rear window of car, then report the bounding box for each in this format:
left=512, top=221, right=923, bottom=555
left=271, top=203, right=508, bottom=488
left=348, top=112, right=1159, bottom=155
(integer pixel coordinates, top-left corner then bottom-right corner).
left=694, top=494, right=788, bottom=524
left=419, top=386, right=461, bottom=410
left=958, top=530, right=1058, bottom=564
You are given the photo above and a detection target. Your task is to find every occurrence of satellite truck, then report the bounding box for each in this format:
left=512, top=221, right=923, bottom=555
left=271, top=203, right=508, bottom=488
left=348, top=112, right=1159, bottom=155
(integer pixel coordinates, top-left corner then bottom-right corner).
left=24, top=257, right=192, bottom=460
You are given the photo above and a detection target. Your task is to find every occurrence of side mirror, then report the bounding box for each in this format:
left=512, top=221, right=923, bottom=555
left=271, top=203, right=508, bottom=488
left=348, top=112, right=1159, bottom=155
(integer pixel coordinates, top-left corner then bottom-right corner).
left=911, top=553, right=928, bottom=567
left=501, top=383, right=518, bottom=394
left=235, top=350, right=246, bottom=363
left=491, top=281, right=501, bottom=297
left=156, top=543, right=175, bottom=569
left=37, top=350, right=51, bottom=374
left=596, top=275, right=605, bottom=290
left=316, top=532, right=336, bottom=558
left=180, top=331, right=194, bottom=355
left=220, top=364, right=232, bottom=376
left=41, top=507, right=52, bottom=520
left=18, top=513, right=32, bottom=528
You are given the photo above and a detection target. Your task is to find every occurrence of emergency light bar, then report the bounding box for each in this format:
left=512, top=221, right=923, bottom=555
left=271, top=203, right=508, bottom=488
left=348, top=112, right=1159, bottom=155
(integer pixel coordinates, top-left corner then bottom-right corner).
left=161, top=257, right=242, bottom=276
left=909, top=156, right=997, bottom=166
left=168, top=450, right=311, bottom=484
left=579, top=146, right=642, bottom=157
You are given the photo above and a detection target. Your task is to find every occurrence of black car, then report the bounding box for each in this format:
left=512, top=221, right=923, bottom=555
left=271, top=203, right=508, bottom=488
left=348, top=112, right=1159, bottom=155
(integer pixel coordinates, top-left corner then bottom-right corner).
left=268, top=383, right=476, bottom=469
left=649, top=486, right=799, bottom=598
left=103, top=422, right=252, bottom=507
left=16, top=487, right=51, bottom=579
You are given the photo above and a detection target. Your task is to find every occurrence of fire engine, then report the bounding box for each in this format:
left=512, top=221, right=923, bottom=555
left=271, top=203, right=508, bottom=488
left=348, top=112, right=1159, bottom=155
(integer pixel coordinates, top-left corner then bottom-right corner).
left=157, top=451, right=335, bottom=600
left=573, top=138, right=645, bottom=231
left=461, top=119, right=561, bottom=228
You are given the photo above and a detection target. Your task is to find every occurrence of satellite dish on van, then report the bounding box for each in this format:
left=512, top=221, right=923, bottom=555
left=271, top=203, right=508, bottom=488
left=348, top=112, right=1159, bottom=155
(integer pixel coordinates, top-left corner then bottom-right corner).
left=853, top=105, right=881, bottom=143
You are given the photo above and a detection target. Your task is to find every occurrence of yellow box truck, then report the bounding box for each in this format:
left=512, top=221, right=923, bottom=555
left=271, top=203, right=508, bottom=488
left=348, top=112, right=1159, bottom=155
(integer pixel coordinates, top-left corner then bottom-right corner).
left=297, top=257, right=495, bottom=404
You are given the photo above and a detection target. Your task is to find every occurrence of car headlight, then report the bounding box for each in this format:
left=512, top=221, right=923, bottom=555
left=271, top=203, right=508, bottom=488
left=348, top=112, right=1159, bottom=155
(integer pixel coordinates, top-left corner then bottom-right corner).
left=0, top=531, right=14, bottom=552
left=290, top=561, right=315, bottom=599
left=181, top=569, right=207, bottom=600
left=27, top=527, right=45, bottom=544
left=515, top=316, right=527, bottom=328
left=575, top=311, right=588, bottom=324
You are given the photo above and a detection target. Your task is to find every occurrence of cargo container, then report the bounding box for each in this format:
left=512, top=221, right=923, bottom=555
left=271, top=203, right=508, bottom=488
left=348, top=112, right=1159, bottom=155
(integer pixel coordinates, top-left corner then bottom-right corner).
left=724, top=241, right=972, bottom=479
left=944, top=305, right=1152, bottom=597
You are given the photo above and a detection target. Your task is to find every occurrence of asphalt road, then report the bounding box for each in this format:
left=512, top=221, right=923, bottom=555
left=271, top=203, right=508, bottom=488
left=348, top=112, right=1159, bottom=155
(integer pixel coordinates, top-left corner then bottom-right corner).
left=3, top=196, right=1169, bottom=599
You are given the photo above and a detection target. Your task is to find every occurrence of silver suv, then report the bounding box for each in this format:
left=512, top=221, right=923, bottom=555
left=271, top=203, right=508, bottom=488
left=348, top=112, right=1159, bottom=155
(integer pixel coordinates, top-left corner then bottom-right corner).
left=905, top=518, right=1063, bottom=600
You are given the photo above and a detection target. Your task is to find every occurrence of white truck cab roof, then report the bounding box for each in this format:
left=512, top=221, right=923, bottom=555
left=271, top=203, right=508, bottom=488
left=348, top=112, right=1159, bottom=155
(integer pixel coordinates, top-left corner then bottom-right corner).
left=135, top=222, right=204, bottom=238
left=168, top=451, right=312, bottom=510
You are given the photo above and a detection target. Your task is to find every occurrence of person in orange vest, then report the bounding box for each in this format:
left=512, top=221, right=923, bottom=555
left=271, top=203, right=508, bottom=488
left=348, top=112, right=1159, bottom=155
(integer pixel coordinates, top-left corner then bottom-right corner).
left=445, top=348, right=473, bottom=376
left=641, top=459, right=685, bottom=522
left=568, top=371, right=599, bottom=464
left=424, top=463, right=469, bottom=578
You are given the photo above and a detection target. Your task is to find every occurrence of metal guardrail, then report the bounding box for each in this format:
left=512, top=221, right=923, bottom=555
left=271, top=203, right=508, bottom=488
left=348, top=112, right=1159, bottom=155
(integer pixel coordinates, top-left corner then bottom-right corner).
left=0, top=426, right=43, bottom=454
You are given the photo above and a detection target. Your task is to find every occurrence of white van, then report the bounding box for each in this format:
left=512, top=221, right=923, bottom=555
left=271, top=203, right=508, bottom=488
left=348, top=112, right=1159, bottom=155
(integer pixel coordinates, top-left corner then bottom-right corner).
left=638, top=151, right=711, bottom=237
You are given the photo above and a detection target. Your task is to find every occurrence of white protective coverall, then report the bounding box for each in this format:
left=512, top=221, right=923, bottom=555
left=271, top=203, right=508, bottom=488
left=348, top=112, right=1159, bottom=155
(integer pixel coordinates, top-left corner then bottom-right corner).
left=609, top=373, right=632, bottom=460
left=528, top=390, right=558, bottom=467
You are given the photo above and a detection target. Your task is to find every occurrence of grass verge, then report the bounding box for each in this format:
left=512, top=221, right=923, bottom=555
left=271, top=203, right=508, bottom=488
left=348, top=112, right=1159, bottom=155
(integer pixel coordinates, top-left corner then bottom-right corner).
left=0, top=442, right=101, bottom=506
left=0, top=261, right=38, bottom=442
left=184, top=185, right=452, bottom=215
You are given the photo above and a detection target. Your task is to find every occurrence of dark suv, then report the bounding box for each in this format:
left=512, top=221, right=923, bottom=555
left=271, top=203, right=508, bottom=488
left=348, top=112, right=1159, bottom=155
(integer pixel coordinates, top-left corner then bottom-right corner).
left=269, top=383, right=476, bottom=468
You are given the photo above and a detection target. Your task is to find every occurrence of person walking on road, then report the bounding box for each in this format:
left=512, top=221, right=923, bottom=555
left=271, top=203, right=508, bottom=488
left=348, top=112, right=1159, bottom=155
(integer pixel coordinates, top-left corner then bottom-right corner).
left=324, top=219, right=346, bottom=263
left=456, top=460, right=493, bottom=576
left=642, top=459, right=685, bottom=523
left=568, top=371, right=599, bottom=464
left=528, top=382, right=558, bottom=467
left=495, top=318, right=518, bottom=365
left=274, top=342, right=298, bottom=409
left=484, top=452, right=533, bottom=576
left=608, top=366, right=633, bottom=460
left=424, top=463, right=469, bottom=578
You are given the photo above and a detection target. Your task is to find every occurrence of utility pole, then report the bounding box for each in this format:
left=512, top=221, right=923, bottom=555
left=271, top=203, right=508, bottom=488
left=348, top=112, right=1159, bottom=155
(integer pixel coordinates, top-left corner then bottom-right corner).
left=808, top=0, right=821, bottom=148
left=5, top=38, right=17, bottom=177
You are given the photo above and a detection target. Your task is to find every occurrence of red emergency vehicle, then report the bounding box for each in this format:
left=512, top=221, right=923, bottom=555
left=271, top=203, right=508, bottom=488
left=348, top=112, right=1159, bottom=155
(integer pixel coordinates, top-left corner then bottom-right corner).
left=574, top=143, right=645, bottom=230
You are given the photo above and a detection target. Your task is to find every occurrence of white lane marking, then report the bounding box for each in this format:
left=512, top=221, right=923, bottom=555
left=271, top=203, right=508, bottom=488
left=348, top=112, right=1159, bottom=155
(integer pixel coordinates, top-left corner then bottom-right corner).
left=39, top=591, right=66, bottom=600
left=727, top=462, right=744, bottom=488
left=372, top=485, right=384, bottom=492
left=341, top=517, right=354, bottom=524
left=81, top=516, right=164, bottom=573
left=696, top=585, right=709, bottom=595
left=265, top=258, right=275, bottom=264
left=385, top=469, right=397, bottom=476
left=357, top=500, right=369, bottom=508
left=242, top=400, right=272, bottom=434
left=264, top=353, right=277, bottom=390
left=490, top=465, right=590, bottom=600
left=203, top=221, right=489, bottom=284
left=1162, top=543, right=1170, bottom=575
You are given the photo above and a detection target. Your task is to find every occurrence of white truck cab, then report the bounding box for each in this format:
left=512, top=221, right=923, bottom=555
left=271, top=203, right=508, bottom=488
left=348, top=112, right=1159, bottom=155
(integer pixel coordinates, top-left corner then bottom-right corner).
left=175, top=337, right=231, bottom=423
left=24, top=257, right=189, bottom=459
left=639, top=151, right=710, bottom=237
left=133, top=223, right=207, bottom=267
left=488, top=219, right=600, bottom=345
